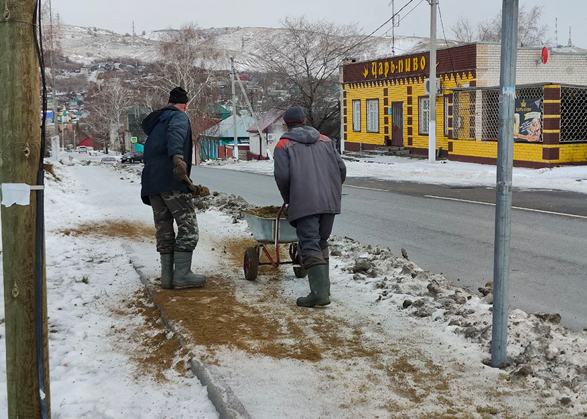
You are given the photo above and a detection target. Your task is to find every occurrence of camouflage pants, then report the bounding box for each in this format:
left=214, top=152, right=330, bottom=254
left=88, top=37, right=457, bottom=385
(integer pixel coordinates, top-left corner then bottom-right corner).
left=150, top=191, right=199, bottom=253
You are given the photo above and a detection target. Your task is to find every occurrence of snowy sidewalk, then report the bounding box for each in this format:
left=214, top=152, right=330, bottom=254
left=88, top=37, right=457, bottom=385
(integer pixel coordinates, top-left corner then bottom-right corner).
left=0, top=165, right=219, bottom=419
left=2, top=163, right=586, bottom=418
left=204, top=155, right=587, bottom=194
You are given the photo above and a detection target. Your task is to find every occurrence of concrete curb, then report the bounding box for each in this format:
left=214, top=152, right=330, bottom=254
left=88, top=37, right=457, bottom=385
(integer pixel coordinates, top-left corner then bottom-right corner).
left=122, top=245, right=252, bottom=419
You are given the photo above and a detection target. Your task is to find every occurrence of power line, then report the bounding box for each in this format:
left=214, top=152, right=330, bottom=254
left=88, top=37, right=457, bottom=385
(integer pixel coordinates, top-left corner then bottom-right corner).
left=254, top=0, right=417, bottom=82
left=382, top=0, right=425, bottom=37
left=437, top=1, right=458, bottom=83
left=340, top=0, right=416, bottom=61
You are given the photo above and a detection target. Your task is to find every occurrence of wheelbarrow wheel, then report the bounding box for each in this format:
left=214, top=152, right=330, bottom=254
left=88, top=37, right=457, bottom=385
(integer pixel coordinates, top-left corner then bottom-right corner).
left=243, top=247, right=259, bottom=281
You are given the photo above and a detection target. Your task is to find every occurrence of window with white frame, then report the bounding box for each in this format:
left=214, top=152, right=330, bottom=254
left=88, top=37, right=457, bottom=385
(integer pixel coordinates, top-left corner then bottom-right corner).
left=444, top=95, right=450, bottom=137
left=366, top=99, right=379, bottom=133
left=352, top=100, right=361, bottom=132
left=419, top=96, right=430, bottom=134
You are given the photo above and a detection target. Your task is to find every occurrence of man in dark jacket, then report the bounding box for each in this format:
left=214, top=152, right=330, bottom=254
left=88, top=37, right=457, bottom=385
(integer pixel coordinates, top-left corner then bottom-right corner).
left=141, top=87, right=205, bottom=290
left=274, top=106, right=346, bottom=307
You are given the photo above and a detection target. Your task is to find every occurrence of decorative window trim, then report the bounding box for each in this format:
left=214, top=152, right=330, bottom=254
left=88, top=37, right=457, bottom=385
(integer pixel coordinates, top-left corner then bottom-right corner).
left=352, top=100, right=361, bottom=132
left=419, top=96, right=430, bottom=135
left=366, top=99, right=379, bottom=133
left=444, top=95, right=450, bottom=137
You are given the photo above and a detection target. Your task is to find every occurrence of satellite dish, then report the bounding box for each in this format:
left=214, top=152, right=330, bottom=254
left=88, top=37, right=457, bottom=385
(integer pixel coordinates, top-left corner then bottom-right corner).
left=540, top=47, right=549, bottom=64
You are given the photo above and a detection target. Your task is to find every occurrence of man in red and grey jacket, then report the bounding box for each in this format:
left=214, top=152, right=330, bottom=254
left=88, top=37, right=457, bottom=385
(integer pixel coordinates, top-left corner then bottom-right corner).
left=274, top=106, right=346, bottom=307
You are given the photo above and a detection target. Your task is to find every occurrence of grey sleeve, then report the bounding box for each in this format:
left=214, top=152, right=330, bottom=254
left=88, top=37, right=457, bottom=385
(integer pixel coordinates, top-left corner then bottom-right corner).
left=166, top=112, right=189, bottom=157
left=273, top=145, right=291, bottom=204
left=333, top=141, right=347, bottom=184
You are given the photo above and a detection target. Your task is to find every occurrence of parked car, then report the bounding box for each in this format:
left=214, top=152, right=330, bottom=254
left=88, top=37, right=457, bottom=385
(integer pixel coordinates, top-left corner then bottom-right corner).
left=78, top=146, right=88, bottom=153
left=121, top=151, right=143, bottom=163
left=101, top=156, right=117, bottom=164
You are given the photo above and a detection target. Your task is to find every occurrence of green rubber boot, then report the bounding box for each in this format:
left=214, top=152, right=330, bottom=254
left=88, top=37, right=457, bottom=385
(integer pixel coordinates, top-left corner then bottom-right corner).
left=296, top=264, right=330, bottom=307
left=160, top=253, right=174, bottom=289
left=173, top=251, right=206, bottom=289
left=322, top=248, right=330, bottom=297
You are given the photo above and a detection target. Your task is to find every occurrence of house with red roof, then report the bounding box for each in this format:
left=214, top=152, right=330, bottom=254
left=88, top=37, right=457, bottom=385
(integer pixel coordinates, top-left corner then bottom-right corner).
left=246, top=110, right=286, bottom=160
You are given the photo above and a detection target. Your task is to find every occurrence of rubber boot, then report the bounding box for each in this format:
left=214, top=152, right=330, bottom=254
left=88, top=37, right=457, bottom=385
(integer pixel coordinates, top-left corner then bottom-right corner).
left=160, top=253, right=174, bottom=289
left=322, top=248, right=330, bottom=297
left=296, top=264, right=330, bottom=307
left=173, top=251, right=206, bottom=289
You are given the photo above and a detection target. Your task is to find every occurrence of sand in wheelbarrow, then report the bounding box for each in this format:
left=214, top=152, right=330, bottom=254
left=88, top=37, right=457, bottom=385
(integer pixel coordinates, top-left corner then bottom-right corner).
left=245, top=206, right=283, bottom=218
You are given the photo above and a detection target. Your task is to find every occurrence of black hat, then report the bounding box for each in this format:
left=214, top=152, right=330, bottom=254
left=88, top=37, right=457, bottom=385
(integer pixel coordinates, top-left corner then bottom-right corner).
left=169, top=87, right=188, bottom=104
left=283, top=106, right=306, bottom=124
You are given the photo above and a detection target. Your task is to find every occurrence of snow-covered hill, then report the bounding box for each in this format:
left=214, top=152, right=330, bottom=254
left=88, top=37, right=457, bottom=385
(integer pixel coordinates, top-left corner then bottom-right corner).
left=60, top=25, right=160, bottom=65
left=59, top=24, right=458, bottom=69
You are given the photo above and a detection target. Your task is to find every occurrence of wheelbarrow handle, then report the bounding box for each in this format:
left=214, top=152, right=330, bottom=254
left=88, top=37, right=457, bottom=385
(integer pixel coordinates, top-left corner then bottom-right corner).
left=274, top=203, right=288, bottom=264
left=276, top=203, right=287, bottom=221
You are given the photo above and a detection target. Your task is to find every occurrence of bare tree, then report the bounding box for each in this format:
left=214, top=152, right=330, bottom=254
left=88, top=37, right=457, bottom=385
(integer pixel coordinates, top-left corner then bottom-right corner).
left=451, top=16, right=476, bottom=43
left=256, top=17, right=362, bottom=138
left=451, top=5, right=548, bottom=47
left=141, top=22, right=221, bottom=115
left=84, top=75, right=134, bottom=152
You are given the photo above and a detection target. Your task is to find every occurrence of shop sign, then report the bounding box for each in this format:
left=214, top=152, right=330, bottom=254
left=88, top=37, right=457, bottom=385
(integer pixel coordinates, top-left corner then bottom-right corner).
left=361, top=54, right=429, bottom=80
left=514, top=98, right=542, bottom=142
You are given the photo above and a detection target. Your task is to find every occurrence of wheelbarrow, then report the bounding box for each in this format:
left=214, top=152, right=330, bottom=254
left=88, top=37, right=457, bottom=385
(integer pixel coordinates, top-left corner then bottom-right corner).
left=243, top=204, right=307, bottom=281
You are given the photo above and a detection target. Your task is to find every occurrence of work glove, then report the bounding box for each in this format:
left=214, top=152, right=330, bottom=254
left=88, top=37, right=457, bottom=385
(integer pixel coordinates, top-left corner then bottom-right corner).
left=198, top=185, right=211, bottom=198
left=190, top=184, right=201, bottom=198
left=172, top=154, right=187, bottom=181
left=189, top=184, right=211, bottom=199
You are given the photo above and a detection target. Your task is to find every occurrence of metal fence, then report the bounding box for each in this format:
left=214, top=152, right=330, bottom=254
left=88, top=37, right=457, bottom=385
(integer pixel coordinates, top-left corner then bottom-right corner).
left=561, top=86, right=587, bottom=142
left=453, top=86, right=544, bottom=142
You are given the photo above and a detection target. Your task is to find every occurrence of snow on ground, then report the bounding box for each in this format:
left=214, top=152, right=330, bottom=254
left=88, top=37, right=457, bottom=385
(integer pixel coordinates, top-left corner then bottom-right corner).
left=204, top=156, right=587, bottom=194
left=0, top=164, right=218, bottom=419
left=2, top=162, right=587, bottom=418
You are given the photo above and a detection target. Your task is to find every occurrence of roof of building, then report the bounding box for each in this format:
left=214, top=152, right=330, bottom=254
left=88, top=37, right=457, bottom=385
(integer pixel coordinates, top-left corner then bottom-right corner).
left=76, top=136, right=93, bottom=148
left=246, top=109, right=284, bottom=133
left=201, top=113, right=255, bottom=139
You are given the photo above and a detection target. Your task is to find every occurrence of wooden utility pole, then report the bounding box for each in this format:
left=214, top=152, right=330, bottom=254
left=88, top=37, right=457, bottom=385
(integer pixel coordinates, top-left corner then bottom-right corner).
left=0, top=0, right=51, bottom=417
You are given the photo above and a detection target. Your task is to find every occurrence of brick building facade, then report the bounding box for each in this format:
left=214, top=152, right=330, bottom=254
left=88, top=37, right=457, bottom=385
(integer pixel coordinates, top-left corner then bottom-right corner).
left=341, top=43, right=587, bottom=167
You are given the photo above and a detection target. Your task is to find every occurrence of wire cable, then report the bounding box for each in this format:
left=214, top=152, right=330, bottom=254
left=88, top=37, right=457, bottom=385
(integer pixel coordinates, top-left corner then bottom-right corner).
left=259, top=0, right=417, bottom=82
left=382, top=0, right=424, bottom=37
left=438, top=1, right=458, bottom=83
left=32, top=0, right=49, bottom=417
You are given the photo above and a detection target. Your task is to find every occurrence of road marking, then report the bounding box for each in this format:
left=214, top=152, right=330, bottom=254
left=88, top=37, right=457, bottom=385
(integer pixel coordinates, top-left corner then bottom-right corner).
left=425, top=195, right=587, bottom=220
left=344, top=184, right=389, bottom=192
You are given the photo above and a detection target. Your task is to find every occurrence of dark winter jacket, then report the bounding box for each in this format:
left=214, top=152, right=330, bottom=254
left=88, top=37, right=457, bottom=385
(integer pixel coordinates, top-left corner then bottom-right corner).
left=140, top=106, right=193, bottom=205
left=274, top=125, right=346, bottom=222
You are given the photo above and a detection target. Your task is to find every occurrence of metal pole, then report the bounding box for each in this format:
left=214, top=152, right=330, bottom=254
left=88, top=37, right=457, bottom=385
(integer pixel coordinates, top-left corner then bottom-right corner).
left=491, top=0, right=519, bottom=369
left=48, top=0, right=58, bottom=149
left=392, top=0, right=395, bottom=56
left=233, top=65, right=270, bottom=159
left=339, top=64, right=345, bottom=154
left=428, top=0, right=437, bottom=162
left=230, top=57, right=239, bottom=160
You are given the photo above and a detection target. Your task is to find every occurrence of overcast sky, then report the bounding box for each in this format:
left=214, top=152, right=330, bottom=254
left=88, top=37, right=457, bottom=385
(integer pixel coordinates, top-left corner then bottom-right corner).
left=52, top=0, right=586, bottom=48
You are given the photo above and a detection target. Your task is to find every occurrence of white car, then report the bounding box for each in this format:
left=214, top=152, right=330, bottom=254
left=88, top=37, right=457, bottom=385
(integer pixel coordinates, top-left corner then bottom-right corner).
left=101, top=157, right=117, bottom=164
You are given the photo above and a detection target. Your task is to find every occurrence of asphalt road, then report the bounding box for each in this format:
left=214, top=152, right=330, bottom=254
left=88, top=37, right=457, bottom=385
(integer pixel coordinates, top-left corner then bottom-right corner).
left=191, top=166, right=587, bottom=331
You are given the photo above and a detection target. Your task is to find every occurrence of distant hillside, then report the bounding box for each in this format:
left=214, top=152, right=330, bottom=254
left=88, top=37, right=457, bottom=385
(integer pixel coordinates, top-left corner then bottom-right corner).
left=59, top=24, right=461, bottom=70
left=60, top=24, right=585, bottom=71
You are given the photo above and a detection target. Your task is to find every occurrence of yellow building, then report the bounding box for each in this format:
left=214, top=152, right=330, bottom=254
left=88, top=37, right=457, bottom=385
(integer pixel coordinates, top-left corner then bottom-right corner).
left=341, top=43, right=587, bottom=167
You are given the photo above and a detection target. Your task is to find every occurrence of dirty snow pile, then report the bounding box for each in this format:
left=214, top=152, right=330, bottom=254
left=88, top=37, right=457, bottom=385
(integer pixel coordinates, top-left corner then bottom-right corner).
left=199, top=188, right=587, bottom=414
left=329, top=238, right=587, bottom=408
